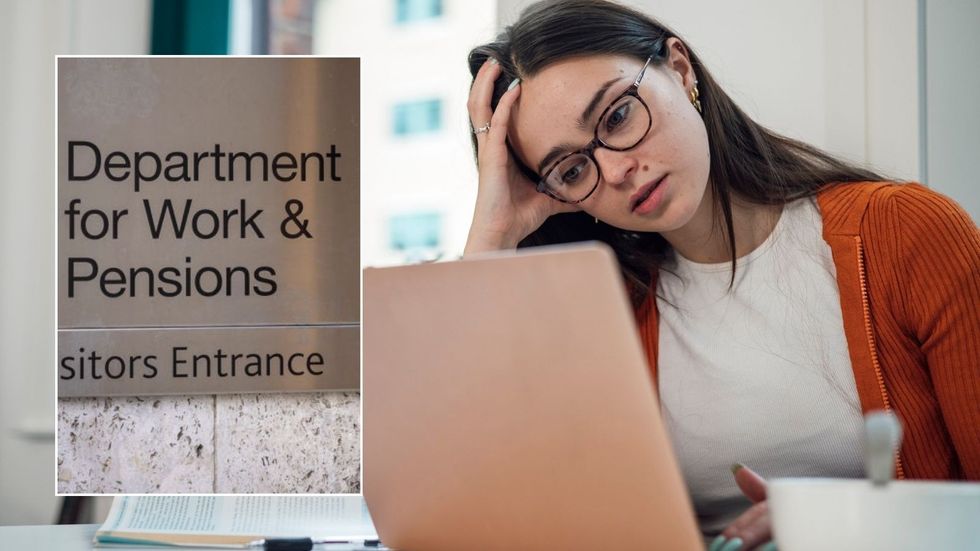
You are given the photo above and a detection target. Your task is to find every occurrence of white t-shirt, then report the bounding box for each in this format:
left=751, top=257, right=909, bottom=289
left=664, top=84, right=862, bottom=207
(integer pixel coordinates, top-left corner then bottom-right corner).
left=656, top=197, right=866, bottom=536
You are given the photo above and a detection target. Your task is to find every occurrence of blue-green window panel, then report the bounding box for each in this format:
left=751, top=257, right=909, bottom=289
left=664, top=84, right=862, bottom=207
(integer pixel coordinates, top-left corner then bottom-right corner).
left=395, top=0, right=443, bottom=23
left=152, top=0, right=230, bottom=55
left=393, top=99, right=443, bottom=136
left=389, top=211, right=442, bottom=251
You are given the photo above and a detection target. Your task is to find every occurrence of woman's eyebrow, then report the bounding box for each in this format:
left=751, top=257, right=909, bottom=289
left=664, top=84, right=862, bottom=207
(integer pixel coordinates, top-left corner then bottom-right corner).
left=577, top=76, right=627, bottom=129
left=538, top=141, right=585, bottom=176
left=536, top=76, right=627, bottom=175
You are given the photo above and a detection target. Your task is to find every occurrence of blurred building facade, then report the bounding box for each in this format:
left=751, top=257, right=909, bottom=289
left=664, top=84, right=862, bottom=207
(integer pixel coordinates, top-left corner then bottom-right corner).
left=314, top=0, right=498, bottom=266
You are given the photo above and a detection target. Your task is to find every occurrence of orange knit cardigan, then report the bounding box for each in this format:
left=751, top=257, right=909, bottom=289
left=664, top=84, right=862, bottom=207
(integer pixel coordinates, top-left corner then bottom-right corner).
left=634, top=182, right=980, bottom=480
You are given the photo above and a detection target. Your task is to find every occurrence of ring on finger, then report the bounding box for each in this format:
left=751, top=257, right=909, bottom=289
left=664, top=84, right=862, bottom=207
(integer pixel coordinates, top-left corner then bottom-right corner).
left=472, top=122, right=491, bottom=134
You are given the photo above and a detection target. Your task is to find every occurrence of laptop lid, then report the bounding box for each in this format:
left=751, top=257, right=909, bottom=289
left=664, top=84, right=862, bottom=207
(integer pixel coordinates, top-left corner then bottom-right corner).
left=363, top=243, right=701, bottom=551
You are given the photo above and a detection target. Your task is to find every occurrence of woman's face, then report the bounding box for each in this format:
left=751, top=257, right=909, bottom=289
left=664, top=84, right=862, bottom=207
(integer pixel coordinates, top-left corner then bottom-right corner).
left=509, top=40, right=711, bottom=233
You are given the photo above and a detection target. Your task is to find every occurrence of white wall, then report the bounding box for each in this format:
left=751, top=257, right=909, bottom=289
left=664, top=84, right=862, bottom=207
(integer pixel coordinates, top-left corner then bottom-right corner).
left=0, top=0, right=149, bottom=525
left=925, top=0, right=980, bottom=220
left=865, top=0, right=921, bottom=181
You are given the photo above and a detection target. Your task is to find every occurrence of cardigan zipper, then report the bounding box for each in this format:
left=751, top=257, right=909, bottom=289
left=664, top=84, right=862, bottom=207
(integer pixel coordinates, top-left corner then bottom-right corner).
left=855, top=237, right=906, bottom=479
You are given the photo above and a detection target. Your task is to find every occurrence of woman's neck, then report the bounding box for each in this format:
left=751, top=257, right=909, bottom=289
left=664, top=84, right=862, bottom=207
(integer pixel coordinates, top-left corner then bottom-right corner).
left=661, top=186, right=783, bottom=265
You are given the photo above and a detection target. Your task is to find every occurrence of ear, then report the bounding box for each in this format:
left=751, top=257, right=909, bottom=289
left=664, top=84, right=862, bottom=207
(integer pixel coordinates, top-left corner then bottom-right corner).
left=663, top=37, right=697, bottom=92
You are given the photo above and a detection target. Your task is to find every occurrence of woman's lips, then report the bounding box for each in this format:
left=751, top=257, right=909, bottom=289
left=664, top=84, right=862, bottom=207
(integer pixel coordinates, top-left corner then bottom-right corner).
left=630, top=175, right=668, bottom=214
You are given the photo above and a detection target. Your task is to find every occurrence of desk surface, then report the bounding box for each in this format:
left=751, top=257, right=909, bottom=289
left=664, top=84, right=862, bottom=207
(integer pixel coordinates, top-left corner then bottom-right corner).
left=2, top=524, right=100, bottom=550
left=0, top=524, right=377, bottom=550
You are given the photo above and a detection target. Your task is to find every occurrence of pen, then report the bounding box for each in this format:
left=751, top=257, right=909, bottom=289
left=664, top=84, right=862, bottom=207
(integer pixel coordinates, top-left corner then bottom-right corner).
left=246, top=537, right=381, bottom=550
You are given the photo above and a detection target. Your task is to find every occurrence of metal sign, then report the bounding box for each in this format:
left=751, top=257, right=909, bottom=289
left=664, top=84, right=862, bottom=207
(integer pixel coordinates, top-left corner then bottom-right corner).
left=57, top=57, right=359, bottom=397
left=58, top=326, right=359, bottom=398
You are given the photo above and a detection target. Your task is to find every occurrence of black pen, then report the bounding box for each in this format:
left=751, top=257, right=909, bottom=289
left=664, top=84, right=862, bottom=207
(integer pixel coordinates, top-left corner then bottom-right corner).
left=246, top=537, right=382, bottom=550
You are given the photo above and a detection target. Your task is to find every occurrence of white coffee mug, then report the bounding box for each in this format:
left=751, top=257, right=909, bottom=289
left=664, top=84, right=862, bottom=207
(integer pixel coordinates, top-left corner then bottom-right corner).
left=769, top=478, right=980, bottom=551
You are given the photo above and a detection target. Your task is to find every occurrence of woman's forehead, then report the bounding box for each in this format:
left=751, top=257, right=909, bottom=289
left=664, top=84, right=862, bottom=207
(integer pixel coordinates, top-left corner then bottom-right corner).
left=516, top=55, right=640, bottom=121
left=510, top=55, right=647, bottom=166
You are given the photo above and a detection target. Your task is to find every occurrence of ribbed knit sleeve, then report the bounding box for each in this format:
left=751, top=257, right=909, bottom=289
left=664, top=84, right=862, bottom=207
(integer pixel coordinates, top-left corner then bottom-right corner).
left=892, top=184, right=980, bottom=479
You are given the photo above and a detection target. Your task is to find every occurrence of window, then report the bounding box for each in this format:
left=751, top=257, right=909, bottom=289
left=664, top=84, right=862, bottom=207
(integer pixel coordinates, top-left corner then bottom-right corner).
left=389, top=212, right=443, bottom=262
left=394, top=0, right=443, bottom=23
left=392, top=99, right=442, bottom=136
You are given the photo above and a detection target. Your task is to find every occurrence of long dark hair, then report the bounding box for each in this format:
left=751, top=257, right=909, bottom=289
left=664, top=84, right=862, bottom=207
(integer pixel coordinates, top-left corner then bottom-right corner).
left=468, top=0, right=887, bottom=305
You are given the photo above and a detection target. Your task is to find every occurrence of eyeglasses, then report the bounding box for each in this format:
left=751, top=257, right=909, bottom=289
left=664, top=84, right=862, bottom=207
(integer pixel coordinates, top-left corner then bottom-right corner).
left=536, top=52, right=659, bottom=204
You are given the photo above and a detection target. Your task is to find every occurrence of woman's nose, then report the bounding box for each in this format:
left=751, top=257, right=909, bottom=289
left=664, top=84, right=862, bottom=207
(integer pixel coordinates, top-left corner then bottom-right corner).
left=593, top=147, right=637, bottom=188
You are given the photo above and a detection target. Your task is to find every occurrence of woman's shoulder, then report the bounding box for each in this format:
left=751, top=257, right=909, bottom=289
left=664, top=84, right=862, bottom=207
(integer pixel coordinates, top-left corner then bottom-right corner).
left=862, top=180, right=970, bottom=220
left=816, top=180, right=977, bottom=240
left=816, top=180, right=942, bottom=213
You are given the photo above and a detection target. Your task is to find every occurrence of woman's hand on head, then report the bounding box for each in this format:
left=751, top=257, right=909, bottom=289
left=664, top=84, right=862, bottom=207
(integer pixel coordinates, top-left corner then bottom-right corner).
left=709, top=464, right=778, bottom=551
left=465, top=59, right=579, bottom=256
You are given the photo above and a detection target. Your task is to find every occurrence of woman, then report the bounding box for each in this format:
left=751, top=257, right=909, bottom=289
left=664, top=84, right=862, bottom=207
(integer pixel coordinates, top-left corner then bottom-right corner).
left=463, top=1, right=980, bottom=549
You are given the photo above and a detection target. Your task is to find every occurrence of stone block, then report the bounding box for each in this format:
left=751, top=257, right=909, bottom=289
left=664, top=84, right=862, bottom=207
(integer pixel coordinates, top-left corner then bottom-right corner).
left=57, top=396, right=215, bottom=493
left=215, top=392, right=360, bottom=493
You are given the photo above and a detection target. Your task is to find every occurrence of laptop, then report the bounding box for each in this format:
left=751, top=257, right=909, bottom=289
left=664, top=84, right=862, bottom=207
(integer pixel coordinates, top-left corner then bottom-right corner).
left=362, top=242, right=701, bottom=551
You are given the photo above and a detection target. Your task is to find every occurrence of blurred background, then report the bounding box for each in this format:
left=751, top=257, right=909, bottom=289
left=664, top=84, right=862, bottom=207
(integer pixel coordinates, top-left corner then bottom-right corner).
left=1, top=0, right=977, bottom=526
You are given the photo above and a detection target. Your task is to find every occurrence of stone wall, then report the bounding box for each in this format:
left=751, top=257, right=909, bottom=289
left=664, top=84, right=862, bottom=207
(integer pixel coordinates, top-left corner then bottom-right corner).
left=57, top=392, right=359, bottom=493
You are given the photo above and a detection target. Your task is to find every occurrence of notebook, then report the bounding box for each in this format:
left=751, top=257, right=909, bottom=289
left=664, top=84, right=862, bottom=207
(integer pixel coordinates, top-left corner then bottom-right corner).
left=93, top=495, right=377, bottom=548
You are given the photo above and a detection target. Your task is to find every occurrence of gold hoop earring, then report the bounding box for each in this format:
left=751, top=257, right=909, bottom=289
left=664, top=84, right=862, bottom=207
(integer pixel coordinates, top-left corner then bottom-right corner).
left=690, top=80, right=702, bottom=114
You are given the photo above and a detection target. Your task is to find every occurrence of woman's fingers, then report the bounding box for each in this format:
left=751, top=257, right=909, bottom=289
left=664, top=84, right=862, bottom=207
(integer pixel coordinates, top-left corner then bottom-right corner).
left=721, top=501, right=765, bottom=538
left=467, top=58, right=502, bottom=146
left=711, top=465, right=774, bottom=551
left=732, top=463, right=768, bottom=503
left=716, top=501, right=773, bottom=550
left=465, top=59, right=580, bottom=244
left=487, top=78, right=520, bottom=147
left=722, top=501, right=772, bottom=549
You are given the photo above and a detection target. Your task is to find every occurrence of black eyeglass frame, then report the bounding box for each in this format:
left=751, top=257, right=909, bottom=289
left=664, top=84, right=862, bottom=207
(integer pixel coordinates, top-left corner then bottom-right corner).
left=535, top=44, right=666, bottom=205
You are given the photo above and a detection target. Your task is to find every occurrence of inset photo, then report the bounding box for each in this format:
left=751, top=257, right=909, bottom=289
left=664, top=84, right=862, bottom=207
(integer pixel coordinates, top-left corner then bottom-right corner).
left=56, top=57, right=360, bottom=494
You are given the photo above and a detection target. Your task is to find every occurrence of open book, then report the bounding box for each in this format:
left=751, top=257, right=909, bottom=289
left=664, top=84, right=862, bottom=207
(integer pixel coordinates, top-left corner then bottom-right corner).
left=94, top=495, right=379, bottom=548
